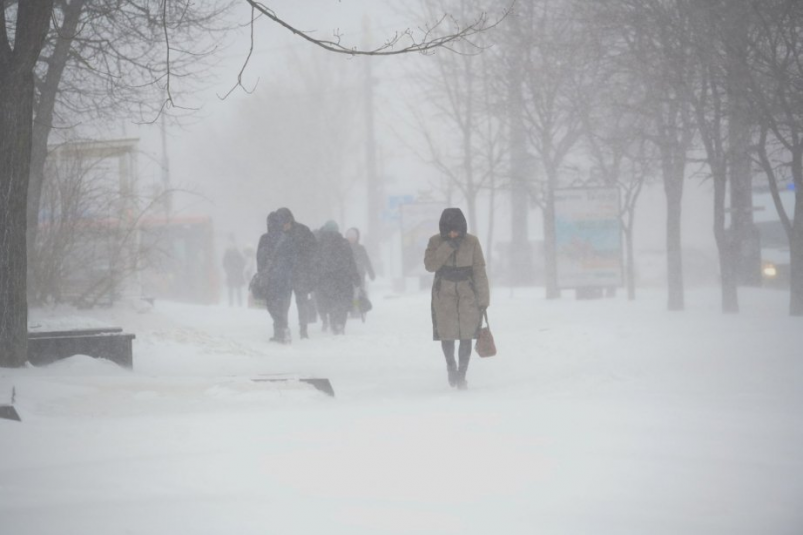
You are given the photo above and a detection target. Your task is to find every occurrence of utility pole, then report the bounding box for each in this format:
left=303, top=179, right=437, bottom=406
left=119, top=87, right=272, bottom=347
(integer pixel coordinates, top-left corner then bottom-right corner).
left=507, top=9, right=534, bottom=286
left=363, top=16, right=381, bottom=272
left=726, top=0, right=758, bottom=291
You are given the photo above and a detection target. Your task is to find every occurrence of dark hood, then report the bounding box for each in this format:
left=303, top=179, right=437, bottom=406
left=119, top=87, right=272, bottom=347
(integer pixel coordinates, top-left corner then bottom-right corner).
left=275, top=207, right=295, bottom=226
left=346, top=227, right=360, bottom=243
left=439, top=208, right=467, bottom=237
left=266, top=211, right=280, bottom=232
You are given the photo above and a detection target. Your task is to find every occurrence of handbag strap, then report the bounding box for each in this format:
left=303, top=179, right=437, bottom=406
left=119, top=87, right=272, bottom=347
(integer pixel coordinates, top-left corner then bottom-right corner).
left=483, top=310, right=490, bottom=328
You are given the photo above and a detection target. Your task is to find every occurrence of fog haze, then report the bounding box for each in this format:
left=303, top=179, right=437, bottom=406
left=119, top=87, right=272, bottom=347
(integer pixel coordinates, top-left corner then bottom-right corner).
left=135, top=1, right=717, bottom=288
left=3, top=3, right=802, bottom=533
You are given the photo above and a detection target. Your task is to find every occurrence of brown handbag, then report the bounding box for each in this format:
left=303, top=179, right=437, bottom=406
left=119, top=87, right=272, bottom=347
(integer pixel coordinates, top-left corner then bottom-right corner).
left=475, top=310, right=497, bottom=357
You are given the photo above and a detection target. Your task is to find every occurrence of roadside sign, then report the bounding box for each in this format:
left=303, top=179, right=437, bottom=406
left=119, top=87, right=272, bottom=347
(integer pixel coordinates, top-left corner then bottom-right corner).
left=554, top=187, right=623, bottom=288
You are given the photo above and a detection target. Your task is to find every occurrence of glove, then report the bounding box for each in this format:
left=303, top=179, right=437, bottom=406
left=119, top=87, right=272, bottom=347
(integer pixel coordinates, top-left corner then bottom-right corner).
left=447, top=236, right=463, bottom=249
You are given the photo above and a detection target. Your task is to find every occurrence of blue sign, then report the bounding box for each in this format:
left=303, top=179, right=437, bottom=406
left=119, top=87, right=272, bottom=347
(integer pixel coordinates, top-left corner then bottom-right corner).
left=383, top=195, right=415, bottom=222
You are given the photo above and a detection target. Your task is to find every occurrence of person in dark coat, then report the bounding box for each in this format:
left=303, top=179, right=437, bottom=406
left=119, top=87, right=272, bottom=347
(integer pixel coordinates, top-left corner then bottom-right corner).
left=256, top=212, right=293, bottom=342
left=222, top=234, right=246, bottom=307
left=345, top=227, right=375, bottom=319
left=345, top=227, right=375, bottom=285
left=315, top=221, right=360, bottom=335
left=424, top=208, right=490, bottom=389
left=274, top=207, right=317, bottom=340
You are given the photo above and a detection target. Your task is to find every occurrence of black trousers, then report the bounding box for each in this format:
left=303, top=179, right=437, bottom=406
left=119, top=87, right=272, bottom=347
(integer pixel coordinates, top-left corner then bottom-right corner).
left=267, top=287, right=292, bottom=332
left=317, top=294, right=349, bottom=332
left=294, top=289, right=313, bottom=328
left=441, top=340, right=471, bottom=378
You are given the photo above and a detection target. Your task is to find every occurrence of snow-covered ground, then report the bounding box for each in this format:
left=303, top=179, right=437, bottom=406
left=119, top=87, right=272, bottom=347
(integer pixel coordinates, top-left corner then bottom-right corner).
left=1, top=285, right=801, bottom=535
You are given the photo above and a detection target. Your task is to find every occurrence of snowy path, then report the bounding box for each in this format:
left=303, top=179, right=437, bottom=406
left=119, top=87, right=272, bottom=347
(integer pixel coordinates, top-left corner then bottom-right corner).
left=1, top=286, right=801, bottom=534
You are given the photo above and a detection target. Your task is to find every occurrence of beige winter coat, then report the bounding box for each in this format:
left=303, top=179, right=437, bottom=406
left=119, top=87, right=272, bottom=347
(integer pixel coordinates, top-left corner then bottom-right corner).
left=424, top=233, right=490, bottom=341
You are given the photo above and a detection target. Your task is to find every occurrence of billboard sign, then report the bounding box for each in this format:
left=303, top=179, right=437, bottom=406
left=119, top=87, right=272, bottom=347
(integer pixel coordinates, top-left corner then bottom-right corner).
left=554, top=187, right=623, bottom=288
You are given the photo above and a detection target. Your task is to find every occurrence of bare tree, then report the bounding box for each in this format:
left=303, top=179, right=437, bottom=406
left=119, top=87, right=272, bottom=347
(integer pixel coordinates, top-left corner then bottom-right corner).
left=573, top=40, right=656, bottom=300
left=680, top=0, right=753, bottom=314
left=27, top=0, right=235, bottom=299
left=31, top=139, right=174, bottom=308
left=723, top=0, right=758, bottom=296
left=658, top=0, right=802, bottom=315
left=31, top=142, right=105, bottom=305
left=619, top=142, right=656, bottom=299
left=746, top=0, right=803, bottom=315
left=1, top=1, right=54, bottom=367
left=589, top=0, right=697, bottom=311
left=405, top=0, right=507, bottom=262
left=515, top=0, right=586, bottom=299
left=1, top=1, right=508, bottom=367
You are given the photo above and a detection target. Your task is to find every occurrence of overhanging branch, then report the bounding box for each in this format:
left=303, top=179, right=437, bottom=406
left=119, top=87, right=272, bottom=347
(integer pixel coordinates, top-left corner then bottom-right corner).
left=220, top=2, right=508, bottom=100
left=246, top=0, right=501, bottom=56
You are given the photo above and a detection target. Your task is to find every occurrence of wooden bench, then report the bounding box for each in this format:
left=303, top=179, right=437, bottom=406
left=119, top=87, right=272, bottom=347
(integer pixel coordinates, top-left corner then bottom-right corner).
left=28, top=328, right=135, bottom=369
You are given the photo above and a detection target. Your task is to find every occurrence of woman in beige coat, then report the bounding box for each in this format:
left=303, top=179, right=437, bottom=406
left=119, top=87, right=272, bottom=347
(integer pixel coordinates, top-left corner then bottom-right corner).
left=424, top=208, right=490, bottom=389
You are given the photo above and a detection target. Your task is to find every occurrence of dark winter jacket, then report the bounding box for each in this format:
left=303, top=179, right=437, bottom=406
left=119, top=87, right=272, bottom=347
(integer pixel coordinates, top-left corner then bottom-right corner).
left=346, top=228, right=375, bottom=284
left=257, top=212, right=280, bottom=273
left=315, top=229, right=360, bottom=307
left=274, top=208, right=317, bottom=293
left=256, top=212, right=293, bottom=296
left=424, top=208, right=490, bottom=341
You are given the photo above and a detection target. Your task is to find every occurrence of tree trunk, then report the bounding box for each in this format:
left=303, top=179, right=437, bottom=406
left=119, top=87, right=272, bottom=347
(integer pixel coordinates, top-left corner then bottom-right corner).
left=790, top=195, right=803, bottom=316
left=665, top=183, right=685, bottom=311
left=27, top=0, right=87, bottom=301
left=662, top=146, right=686, bottom=311
left=718, top=237, right=739, bottom=313
left=713, top=169, right=738, bottom=314
left=790, top=153, right=803, bottom=316
left=725, top=0, right=754, bottom=297
left=0, top=78, right=34, bottom=367
left=0, top=0, right=54, bottom=367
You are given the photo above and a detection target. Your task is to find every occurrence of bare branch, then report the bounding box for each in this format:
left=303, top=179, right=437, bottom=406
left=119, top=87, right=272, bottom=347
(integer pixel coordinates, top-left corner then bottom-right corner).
left=218, top=5, right=258, bottom=100
left=245, top=1, right=501, bottom=56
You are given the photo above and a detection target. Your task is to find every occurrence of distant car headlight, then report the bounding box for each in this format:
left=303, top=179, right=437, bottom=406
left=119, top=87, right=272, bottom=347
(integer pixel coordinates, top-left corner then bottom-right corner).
left=762, top=262, right=778, bottom=279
